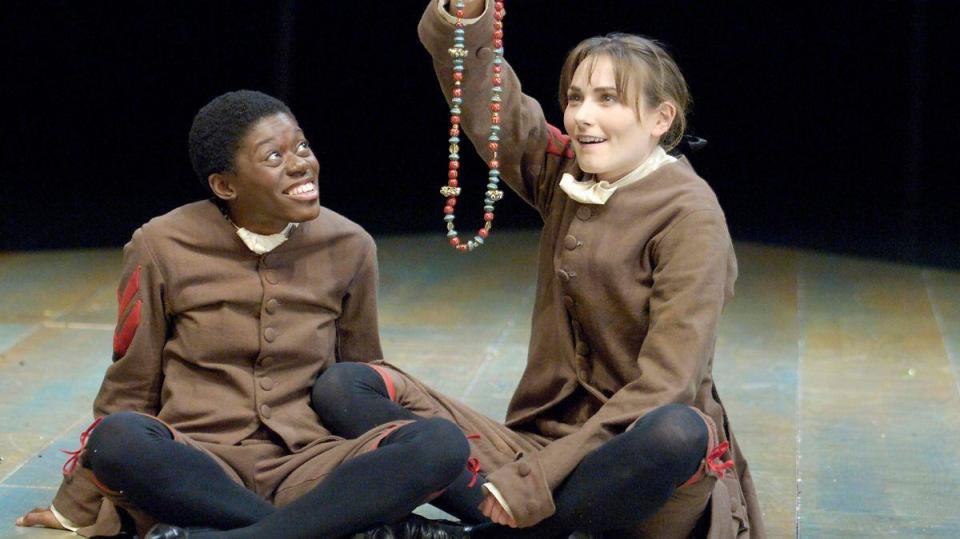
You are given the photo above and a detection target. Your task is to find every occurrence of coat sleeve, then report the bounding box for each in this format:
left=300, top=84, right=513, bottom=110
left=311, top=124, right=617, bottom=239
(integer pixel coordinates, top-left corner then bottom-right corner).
left=418, top=0, right=574, bottom=218
left=486, top=209, right=738, bottom=527
left=51, top=227, right=169, bottom=527
left=336, top=237, right=384, bottom=363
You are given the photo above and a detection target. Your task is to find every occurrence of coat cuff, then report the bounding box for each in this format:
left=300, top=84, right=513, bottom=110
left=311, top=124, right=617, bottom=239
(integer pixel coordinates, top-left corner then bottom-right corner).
left=436, top=0, right=486, bottom=25
left=420, top=0, right=496, bottom=63
left=485, top=453, right=556, bottom=527
left=51, top=471, right=103, bottom=529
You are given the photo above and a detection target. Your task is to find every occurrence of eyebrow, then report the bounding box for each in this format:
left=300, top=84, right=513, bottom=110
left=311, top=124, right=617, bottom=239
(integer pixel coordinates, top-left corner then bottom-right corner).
left=567, top=85, right=618, bottom=93
left=254, top=137, right=276, bottom=150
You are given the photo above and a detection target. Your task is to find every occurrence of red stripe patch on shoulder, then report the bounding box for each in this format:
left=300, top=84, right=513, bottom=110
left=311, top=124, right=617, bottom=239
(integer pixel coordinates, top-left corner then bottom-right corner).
left=545, top=123, right=575, bottom=159
left=113, top=300, right=142, bottom=359
left=118, top=266, right=141, bottom=316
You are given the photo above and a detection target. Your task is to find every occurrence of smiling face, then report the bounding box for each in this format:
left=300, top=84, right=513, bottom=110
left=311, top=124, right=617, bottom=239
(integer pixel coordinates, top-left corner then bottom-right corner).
left=209, top=112, right=320, bottom=234
left=563, top=55, right=674, bottom=182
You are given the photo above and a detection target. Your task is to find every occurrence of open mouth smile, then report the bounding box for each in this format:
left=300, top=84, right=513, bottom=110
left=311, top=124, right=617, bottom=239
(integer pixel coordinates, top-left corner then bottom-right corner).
left=283, top=180, right=318, bottom=200
left=576, top=135, right=607, bottom=145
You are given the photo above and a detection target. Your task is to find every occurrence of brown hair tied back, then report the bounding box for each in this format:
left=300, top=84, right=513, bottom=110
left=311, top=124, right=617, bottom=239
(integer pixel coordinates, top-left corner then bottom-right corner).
left=558, top=33, right=691, bottom=151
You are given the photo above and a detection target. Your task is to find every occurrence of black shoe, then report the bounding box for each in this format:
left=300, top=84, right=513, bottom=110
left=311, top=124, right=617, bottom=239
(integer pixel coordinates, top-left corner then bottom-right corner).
left=353, top=514, right=470, bottom=539
left=144, top=524, right=190, bottom=539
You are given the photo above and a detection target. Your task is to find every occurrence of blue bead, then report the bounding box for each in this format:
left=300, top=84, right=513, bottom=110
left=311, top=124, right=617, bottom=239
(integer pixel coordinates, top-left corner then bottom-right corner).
left=494, top=57, right=503, bottom=64
left=484, top=198, right=493, bottom=205
left=488, top=169, right=500, bottom=176
left=491, top=95, right=502, bottom=102
left=484, top=205, right=495, bottom=212
left=453, top=58, right=464, bottom=65
left=449, top=136, right=460, bottom=143
left=447, top=230, right=458, bottom=238
left=489, top=134, right=500, bottom=141
left=455, top=36, right=465, bottom=43
left=449, top=153, right=459, bottom=160
left=491, top=125, right=501, bottom=132
left=494, top=48, right=504, bottom=55
left=452, top=97, right=463, bottom=104
left=455, top=28, right=465, bottom=36
left=450, top=106, right=461, bottom=114
left=487, top=182, right=499, bottom=190
left=474, top=236, right=485, bottom=245
left=444, top=214, right=456, bottom=222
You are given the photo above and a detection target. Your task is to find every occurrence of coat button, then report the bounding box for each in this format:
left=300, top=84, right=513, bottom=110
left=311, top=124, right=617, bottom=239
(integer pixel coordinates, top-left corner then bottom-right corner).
left=260, top=377, right=274, bottom=391
left=576, top=341, right=590, bottom=355
left=517, top=462, right=531, bottom=477
left=562, top=296, right=574, bottom=309
left=563, top=235, right=579, bottom=250
left=558, top=269, right=570, bottom=282
left=576, top=206, right=592, bottom=220
left=264, top=327, right=277, bottom=342
left=260, top=404, right=272, bottom=419
left=265, top=298, right=279, bottom=314
left=264, top=270, right=279, bottom=285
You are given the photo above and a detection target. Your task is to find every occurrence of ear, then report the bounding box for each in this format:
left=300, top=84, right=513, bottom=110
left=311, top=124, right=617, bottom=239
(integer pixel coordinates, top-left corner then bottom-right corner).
left=651, top=101, right=677, bottom=138
left=208, top=172, right=237, bottom=201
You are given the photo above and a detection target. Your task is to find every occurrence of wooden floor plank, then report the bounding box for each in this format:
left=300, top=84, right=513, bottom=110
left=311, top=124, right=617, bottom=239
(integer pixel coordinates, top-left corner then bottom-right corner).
left=797, top=254, right=960, bottom=536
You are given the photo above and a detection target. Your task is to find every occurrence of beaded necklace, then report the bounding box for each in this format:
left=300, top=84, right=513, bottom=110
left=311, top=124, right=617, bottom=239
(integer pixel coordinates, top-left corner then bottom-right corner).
left=441, top=0, right=506, bottom=252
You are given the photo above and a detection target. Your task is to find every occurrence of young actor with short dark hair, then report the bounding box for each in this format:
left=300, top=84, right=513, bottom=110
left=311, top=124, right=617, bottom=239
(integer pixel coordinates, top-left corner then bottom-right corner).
left=16, top=90, right=471, bottom=539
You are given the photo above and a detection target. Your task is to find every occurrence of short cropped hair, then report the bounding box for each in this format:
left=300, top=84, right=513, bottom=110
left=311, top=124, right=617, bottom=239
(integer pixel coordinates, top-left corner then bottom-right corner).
left=188, top=90, right=293, bottom=185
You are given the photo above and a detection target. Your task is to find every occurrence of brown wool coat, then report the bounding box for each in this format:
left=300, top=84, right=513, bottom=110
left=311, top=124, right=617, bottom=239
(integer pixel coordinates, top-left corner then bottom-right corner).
left=419, top=2, right=765, bottom=537
left=51, top=201, right=383, bottom=535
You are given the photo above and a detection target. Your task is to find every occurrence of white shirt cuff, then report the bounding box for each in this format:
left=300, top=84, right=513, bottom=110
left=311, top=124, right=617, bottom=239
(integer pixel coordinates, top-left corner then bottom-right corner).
left=50, top=504, right=81, bottom=532
left=480, top=482, right=516, bottom=521
left=437, top=0, right=486, bottom=25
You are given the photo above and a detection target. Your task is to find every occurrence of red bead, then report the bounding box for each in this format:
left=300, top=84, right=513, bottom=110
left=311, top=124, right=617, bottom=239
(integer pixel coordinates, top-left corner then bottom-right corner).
left=453, top=88, right=463, bottom=97
left=494, top=21, right=503, bottom=30
left=457, top=244, right=468, bottom=252
left=493, top=77, right=502, bottom=85
left=448, top=179, right=459, bottom=186
left=493, top=66, right=502, bottom=73
left=456, top=9, right=464, bottom=17
left=494, top=39, right=503, bottom=48
left=489, top=160, right=499, bottom=168
left=492, top=115, right=500, bottom=124
left=453, top=72, right=463, bottom=81
left=494, top=11, right=503, bottom=20
left=447, top=197, right=457, bottom=207
left=456, top=22, right=465, bottom=28
left=489, top=142, right=498, bottom=151
left=490, top=103, right=501, bottom=112
left=449, top=161, right=460, bottom=170
left=444, top=205, right=455, bottom=215
left=449, top=128, right=459, bottom=137
left=448, top=170, right=458, bottom=178
left=450, top=237, right=460, bottom=246
left=451, top=115, right=461, bottom=124
left=494, top=30, right=504, bottom=39
left=478, top=228, right=489, bottom=238
left=484, top=212, right=494, bottom=222
left=495, top=2, right=504, bottom=9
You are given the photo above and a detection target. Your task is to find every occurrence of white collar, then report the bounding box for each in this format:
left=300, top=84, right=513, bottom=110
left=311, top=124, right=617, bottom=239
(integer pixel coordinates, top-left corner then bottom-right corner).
left=559, top=146, right=677, bottom=205
left=235, top=223, right=298, bottom=255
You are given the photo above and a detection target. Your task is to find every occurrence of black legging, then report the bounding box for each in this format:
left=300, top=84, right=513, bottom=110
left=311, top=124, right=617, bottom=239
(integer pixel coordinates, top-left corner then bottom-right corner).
left=83, top=411, right=469, bottom=539
left=311, top=362, right=709, bottom=538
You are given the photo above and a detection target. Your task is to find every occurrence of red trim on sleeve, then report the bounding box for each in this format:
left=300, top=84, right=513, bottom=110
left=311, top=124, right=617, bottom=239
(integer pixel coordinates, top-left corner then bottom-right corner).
left=545, top=123, right=575, bottom=159
left=113, top=300, right=142, bottom=358
left=117, top=265, right=141, bottom=316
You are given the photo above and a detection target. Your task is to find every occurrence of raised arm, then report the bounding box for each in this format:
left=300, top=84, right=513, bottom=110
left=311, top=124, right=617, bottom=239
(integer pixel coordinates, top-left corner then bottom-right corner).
left=418, top=0, right=575, bottom=216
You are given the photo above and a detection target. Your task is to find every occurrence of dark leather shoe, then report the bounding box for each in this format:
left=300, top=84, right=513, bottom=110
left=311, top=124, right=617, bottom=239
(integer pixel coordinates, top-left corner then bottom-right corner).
left=353, top=514, right=470, bottom=539
left=144, top=524, right=190, bottom=539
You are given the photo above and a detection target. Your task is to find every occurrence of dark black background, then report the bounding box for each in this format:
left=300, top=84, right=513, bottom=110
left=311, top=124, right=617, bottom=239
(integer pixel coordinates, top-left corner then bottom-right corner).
left=4, top=1, right=958, bottom=267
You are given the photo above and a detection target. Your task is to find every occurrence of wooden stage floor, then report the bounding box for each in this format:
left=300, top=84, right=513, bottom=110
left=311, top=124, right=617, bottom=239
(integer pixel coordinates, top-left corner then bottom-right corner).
left=1, top=230, right=959, bottom=538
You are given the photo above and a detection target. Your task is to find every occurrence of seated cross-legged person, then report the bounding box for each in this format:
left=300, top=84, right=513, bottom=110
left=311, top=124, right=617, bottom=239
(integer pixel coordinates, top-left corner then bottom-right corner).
left=15, top=90, right=474, bottom=539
